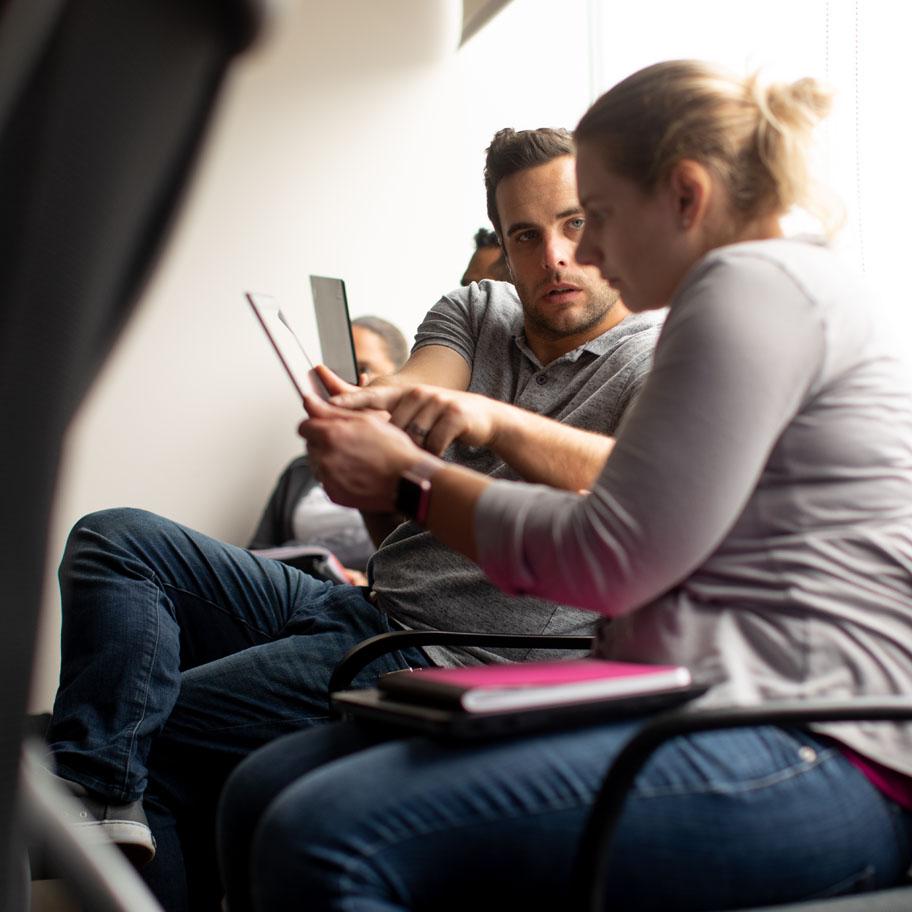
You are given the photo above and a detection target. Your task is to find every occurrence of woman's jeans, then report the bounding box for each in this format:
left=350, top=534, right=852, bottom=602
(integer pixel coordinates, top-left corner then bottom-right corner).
left=219, top=720, right=912, bottom=912
left=45, top=508, right=432, bottom=910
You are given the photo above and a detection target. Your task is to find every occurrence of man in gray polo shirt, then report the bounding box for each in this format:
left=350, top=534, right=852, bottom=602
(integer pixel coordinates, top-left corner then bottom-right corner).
left=46, top=127, right=661, bottom=909
left=369, top=275, right=656, bottom=665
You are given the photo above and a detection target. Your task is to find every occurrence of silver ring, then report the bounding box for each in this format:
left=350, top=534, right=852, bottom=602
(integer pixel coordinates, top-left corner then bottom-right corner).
left=406, top=422, right=429, bottom=440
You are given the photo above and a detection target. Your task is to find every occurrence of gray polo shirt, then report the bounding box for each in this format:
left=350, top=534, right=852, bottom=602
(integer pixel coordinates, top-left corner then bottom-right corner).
left=370, top=280, right=662, bottom=666
left=477, top=240, right=912, bottom=773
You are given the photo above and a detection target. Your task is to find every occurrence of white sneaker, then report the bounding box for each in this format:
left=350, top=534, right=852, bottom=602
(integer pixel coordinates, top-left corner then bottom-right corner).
left=53, top=774, right=156, bottom=867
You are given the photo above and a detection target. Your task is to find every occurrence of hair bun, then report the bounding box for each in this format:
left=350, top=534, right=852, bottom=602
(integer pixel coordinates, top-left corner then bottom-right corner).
left=576, top=60, right=841, bottom=236
left=762, top=76, right=833, bottom=130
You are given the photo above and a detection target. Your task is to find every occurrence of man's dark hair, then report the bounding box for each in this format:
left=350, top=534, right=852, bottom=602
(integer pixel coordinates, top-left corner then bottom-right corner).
left=484, top=127, right=575, bottom=238
left=473, top=227, right=500, bottom=250
left=351, top=315, right=409, bottom=370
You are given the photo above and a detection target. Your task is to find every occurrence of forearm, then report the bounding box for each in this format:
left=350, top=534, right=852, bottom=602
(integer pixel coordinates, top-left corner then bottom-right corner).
left=381, top=345, right=470, bottom=391
left=423, top=463, right=489, bottom=562
left=488, top=401, right=614, bottom=490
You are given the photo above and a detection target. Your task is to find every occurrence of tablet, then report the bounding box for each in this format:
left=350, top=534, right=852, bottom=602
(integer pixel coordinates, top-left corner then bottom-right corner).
left=309, top=275, right=359, bottom=385
left=245, top=292, right=330, bottom=402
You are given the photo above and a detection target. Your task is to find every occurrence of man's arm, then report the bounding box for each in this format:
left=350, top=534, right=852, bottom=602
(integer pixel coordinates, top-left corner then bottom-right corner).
left=330, top=384, right=613, bottom=492
left=316, top=343, right=471, bottom=398
left=486, top=401, right=614, bottom=490
left=379, top=344, right=471, bottom=391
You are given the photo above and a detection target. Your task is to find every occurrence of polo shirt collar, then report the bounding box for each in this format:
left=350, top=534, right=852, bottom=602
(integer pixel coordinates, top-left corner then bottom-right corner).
left=512, top=323, right=619, bottom=369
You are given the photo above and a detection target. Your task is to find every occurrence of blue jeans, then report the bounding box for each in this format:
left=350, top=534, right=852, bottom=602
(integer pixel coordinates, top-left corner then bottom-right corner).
left=46, top=508, right=433, bottom=911
left=219, top=720, right=912, bottom=912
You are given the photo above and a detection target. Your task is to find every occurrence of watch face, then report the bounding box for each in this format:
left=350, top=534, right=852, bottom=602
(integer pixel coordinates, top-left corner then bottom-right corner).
left=395, top=473, right=432, bottom=523
left=395, top=475, right=420, bottom=520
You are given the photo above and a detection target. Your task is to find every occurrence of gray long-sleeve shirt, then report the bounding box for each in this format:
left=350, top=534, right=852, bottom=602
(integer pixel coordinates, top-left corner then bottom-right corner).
left=477, top=239, right=912, bottom=774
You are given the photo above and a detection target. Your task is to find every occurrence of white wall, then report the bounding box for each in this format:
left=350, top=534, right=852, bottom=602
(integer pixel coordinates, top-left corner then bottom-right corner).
left=30, top=0, right=595, bottom=709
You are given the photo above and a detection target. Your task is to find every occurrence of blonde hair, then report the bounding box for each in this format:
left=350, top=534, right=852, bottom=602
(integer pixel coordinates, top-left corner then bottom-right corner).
left=575, top=60, right=840, bottom=235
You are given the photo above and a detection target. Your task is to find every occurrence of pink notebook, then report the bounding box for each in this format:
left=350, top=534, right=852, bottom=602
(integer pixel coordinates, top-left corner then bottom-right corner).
left=378, top=659, right=693, bottom=713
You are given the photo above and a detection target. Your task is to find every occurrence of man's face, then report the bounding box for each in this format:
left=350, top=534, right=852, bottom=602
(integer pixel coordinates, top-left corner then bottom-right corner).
left=351, top=326, right=397, bottom=383
left=495, top=155, right=621, bottom=356
left=461, top=245, right=508, bottom=286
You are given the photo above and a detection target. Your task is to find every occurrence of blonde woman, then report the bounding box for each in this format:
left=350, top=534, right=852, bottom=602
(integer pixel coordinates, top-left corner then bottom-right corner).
left=219, top=61, right=912, bottom=910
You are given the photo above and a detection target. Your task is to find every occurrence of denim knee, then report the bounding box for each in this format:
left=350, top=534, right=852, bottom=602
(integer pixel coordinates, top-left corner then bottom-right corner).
left=67, top=507, right=166, bottom=548
left=62, top=507, right=181, bottom=581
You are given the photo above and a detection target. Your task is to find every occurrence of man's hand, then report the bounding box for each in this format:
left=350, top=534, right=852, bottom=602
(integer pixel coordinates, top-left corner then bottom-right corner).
left=313, top=364, right=361, bottom=398
left=317, top=366, right=614, bottom=491
left=313, top=363, right=391, bottom=420
left=300, top=395, right=426, bottom=512
left=327, top=384, right=504, bottom=455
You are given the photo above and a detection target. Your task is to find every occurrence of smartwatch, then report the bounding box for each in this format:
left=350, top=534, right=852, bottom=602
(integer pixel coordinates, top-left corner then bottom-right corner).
left=394, top=457, right=441, bottom=524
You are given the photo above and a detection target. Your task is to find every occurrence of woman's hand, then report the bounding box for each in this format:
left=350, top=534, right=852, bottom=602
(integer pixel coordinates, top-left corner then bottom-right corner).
left=327, top=384, right=503, bottom=455
left=300, top=395, right=424, bottom=512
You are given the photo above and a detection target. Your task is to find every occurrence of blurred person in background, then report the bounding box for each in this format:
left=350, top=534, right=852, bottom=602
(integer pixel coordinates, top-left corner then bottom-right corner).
left=461, top=225, right=510, bottom=285
left=248, top=315, right=409, bottom=579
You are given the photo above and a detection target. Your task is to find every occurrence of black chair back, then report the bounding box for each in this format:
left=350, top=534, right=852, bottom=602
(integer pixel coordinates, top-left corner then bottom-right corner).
left=0, top=0, right=260, bottom=905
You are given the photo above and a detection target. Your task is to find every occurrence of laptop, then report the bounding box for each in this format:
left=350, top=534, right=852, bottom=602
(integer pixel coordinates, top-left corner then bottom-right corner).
left=309, top=275, right=359, bottom=385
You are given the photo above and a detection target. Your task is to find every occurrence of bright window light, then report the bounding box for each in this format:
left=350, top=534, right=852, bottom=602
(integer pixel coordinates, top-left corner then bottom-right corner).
left=586, top=0, right=912, bottom=348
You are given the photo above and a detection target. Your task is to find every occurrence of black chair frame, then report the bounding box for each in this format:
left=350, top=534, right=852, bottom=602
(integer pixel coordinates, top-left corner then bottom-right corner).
left=2, top=0, right=262, bottom=907
left=329, top=630, right=595, bottom=695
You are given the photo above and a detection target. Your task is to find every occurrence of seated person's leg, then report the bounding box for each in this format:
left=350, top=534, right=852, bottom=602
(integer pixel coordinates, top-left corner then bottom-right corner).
left=45, top=506, right=432, bottom=907
left=48, top=507, right=334, bottom=804
left=217, top=721, right=392, bottom=912
left=140, top=602, right=430, bottom=910
left=235, top=722, right=911, bottom=912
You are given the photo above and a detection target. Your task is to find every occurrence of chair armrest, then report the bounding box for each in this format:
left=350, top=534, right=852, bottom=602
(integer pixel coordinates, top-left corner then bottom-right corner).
left=576, top=696, right=912, bottom=912
left=328, top=631, right=594, bottom=695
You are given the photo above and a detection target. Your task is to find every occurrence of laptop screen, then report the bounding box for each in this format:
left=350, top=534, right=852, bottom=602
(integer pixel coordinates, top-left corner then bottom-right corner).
left=309, top=275, right=359, bottom=385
